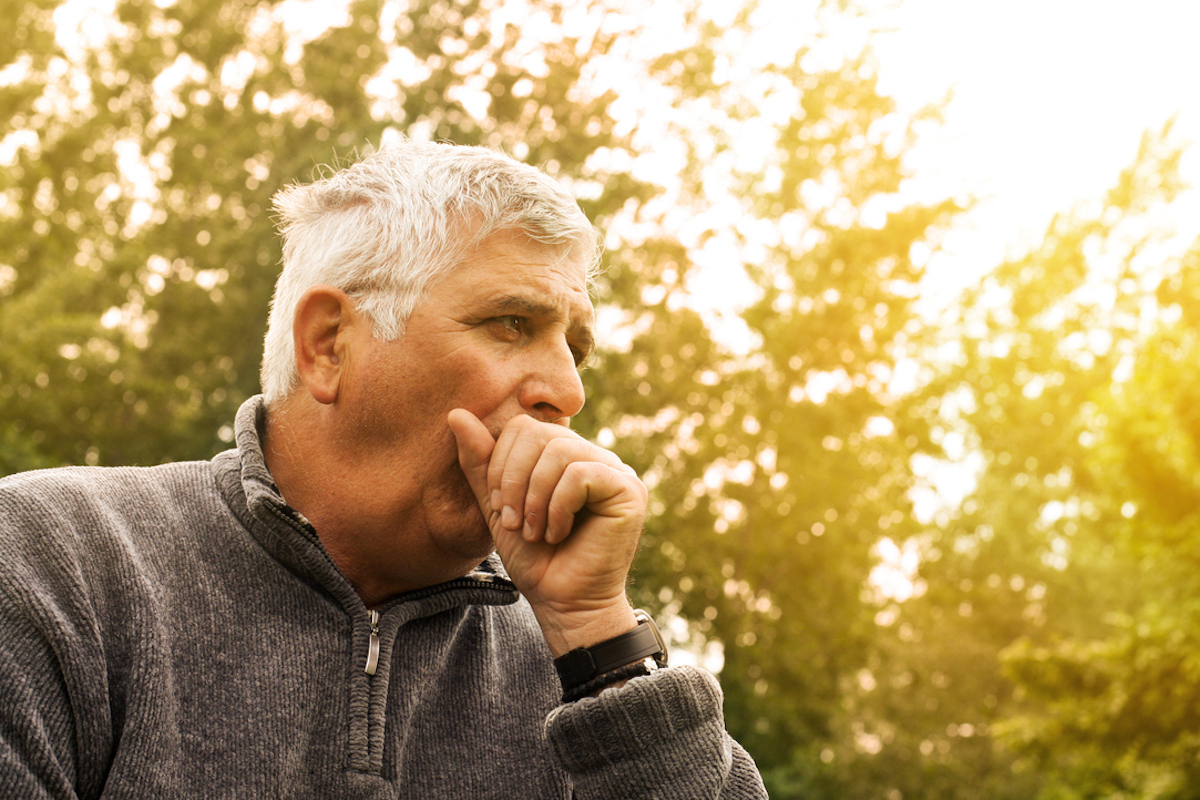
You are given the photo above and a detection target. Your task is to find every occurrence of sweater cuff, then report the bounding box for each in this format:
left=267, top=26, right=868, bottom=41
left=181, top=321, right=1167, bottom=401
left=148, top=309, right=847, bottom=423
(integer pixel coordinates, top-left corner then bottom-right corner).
left=544, top=666, right=733, bottom=799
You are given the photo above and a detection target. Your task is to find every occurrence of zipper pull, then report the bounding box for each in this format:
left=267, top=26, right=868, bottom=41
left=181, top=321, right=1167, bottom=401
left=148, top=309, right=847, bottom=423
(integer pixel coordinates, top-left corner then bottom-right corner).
left=365, top=610, right=380, bottom=676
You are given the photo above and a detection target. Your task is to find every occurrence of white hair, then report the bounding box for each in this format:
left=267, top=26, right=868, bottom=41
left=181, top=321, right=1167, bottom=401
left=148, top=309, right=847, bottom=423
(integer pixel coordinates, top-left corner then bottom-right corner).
left=259, top=139, right=600, bottom=404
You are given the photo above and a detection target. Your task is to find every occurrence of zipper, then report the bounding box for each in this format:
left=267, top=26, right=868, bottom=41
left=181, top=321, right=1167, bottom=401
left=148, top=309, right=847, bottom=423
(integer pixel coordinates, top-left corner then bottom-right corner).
left=358, top=576, right=513, bottom=677
left=266, top=497, right=512, bottom=679
left=364, top=610, right=380, bottom=676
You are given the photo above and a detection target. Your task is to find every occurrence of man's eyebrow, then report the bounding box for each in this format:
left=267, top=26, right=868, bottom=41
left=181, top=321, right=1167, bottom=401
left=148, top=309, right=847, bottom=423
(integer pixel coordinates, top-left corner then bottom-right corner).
left=485, top=295, right=556, bottom=317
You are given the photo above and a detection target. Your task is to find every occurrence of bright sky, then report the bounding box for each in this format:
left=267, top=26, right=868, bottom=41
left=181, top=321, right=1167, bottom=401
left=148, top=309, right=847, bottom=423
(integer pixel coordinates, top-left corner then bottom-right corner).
left=872, top=0, right=1200, bottom=303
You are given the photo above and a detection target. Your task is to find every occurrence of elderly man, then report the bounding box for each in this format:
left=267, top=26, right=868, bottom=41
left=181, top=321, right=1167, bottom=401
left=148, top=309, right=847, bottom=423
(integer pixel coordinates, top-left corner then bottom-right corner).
left=0, top=141, right=766, bottom=798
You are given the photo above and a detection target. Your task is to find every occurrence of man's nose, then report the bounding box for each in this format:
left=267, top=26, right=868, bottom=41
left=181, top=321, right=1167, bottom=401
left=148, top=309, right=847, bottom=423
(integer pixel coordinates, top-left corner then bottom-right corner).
left=520, top=341, right=586, bottom=424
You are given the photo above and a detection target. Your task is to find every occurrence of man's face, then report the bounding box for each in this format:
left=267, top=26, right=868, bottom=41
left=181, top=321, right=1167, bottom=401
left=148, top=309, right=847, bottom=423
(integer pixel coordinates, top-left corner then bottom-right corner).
left=339, top=229, right=595, bottom=562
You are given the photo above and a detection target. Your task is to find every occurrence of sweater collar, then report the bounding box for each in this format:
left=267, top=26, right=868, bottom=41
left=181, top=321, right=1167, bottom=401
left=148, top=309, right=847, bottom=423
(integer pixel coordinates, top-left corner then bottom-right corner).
left=213, top=395, right=518, bottom=611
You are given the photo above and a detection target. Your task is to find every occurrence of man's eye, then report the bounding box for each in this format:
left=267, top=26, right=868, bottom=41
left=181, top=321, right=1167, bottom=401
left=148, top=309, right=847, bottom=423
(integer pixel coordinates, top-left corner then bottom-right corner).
left=494, top=316, right=525, bottom=333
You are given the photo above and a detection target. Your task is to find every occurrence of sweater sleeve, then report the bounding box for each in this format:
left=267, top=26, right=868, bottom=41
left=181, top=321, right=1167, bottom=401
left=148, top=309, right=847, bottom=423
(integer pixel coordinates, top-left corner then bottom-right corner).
left=0, top=478, right=113, bottom=800
left=0, top=595, right=83, bottom=800
left=544, top=666, right=768, bottom=799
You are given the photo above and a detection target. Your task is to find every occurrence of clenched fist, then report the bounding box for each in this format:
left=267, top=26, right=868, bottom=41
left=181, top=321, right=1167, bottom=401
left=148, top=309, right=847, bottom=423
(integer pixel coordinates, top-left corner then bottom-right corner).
left=448, top=410, right=647, bottom=656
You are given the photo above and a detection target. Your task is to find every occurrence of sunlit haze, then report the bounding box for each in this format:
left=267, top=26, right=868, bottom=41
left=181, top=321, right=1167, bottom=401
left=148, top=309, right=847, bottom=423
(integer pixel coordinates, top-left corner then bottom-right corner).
left=874, top=0, right=1200, bottom=306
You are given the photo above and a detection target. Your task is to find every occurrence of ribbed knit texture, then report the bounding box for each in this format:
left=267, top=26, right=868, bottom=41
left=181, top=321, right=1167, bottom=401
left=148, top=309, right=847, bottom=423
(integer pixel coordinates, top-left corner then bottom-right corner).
left=547, top=668, right=736, bottom=799
left=0, top=396, right=766, bottom=799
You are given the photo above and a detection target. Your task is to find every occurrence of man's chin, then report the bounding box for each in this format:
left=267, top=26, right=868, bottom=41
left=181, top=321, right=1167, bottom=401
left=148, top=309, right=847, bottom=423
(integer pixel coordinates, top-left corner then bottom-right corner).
left=435, top=503, right=496, bottom=561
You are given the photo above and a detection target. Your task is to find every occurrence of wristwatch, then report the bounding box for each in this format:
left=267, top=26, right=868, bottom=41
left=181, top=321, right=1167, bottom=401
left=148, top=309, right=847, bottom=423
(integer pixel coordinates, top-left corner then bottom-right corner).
left=554, top=609, right=668, bottom=699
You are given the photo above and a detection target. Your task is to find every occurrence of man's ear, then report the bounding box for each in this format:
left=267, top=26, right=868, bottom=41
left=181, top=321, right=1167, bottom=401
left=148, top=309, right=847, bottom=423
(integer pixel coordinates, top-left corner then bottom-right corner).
left=293, top=285, right=355, bottom=405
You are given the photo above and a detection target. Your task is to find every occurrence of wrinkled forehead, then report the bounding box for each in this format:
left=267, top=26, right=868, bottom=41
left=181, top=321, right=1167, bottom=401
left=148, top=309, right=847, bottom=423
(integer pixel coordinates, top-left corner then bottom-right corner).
left=426, top=226, right=593, bottom=313
left=470, top=226, right=589, bottom=279
left=459, top=216, right=595, bottom=280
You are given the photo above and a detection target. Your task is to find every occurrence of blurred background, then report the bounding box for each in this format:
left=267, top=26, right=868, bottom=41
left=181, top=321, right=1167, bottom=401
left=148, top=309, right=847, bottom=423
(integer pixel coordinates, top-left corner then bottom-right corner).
left=3, top=0, right=1199, bottom=796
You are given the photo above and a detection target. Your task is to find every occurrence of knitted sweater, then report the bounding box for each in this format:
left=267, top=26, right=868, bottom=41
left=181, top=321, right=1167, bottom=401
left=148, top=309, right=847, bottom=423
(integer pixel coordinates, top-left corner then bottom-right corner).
left=0, top=398, right=766, bottom=799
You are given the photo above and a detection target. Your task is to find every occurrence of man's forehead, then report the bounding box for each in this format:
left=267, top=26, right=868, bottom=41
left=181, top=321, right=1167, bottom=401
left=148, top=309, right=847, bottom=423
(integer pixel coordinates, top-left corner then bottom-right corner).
left=464, top=237, right=590, bottom=291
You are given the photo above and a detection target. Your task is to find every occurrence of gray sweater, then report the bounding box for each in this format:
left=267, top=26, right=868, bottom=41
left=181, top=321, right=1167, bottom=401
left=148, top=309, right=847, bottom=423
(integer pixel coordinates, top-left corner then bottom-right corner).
left=0, top=398, right=767, bottom=798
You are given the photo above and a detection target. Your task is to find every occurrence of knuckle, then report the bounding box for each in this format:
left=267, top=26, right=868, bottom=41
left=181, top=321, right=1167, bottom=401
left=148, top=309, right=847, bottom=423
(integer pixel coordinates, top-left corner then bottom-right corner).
left=544, top=436, right=582, bottom=461
left=560, top=460, right=592, bottom=480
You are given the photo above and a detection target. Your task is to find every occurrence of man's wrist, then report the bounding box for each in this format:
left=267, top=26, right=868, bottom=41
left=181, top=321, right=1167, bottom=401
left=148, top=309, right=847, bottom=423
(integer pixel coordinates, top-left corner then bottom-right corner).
left=533, top=601, right=638, bottom=658
left=553, top=609, right=668, bottom=701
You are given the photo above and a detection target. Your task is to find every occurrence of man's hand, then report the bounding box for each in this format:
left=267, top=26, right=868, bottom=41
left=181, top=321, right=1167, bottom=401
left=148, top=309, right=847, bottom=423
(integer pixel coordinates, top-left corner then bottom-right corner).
left=447, top=410, right=647, bottom=656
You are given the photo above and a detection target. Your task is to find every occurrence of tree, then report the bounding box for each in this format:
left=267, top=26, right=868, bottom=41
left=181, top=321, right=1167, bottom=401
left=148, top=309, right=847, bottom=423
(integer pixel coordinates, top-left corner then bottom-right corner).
left=882, top=124, right=1200, bottom=800
left=572, top=3, right=959, bottom=794
left=996, top=242, right=1200, bottom=798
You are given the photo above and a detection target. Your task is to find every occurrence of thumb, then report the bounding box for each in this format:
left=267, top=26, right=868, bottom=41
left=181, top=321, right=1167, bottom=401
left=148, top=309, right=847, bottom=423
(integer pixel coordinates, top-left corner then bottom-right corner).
left=447, top=409, right=495, bottom=511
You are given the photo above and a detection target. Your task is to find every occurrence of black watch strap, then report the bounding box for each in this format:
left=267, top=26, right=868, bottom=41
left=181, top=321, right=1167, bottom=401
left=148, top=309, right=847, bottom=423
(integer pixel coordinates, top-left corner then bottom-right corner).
left=554, top=609, right=668, bottom=692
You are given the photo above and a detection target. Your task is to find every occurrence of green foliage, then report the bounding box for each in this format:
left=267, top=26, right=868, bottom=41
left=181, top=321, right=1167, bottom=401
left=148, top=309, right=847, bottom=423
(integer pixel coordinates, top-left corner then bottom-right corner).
left=894, top=124, right=1200, bottom=800
left=573, top=4, right=961, bottom=794
left=994, top=303, right=1200, bottom=798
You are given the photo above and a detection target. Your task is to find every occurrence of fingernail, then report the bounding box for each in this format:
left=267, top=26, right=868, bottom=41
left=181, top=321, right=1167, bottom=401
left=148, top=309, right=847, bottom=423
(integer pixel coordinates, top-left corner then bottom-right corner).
left=523, top=521, right=535, bottom=542
left=501, top=506, right=519, bottom=530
